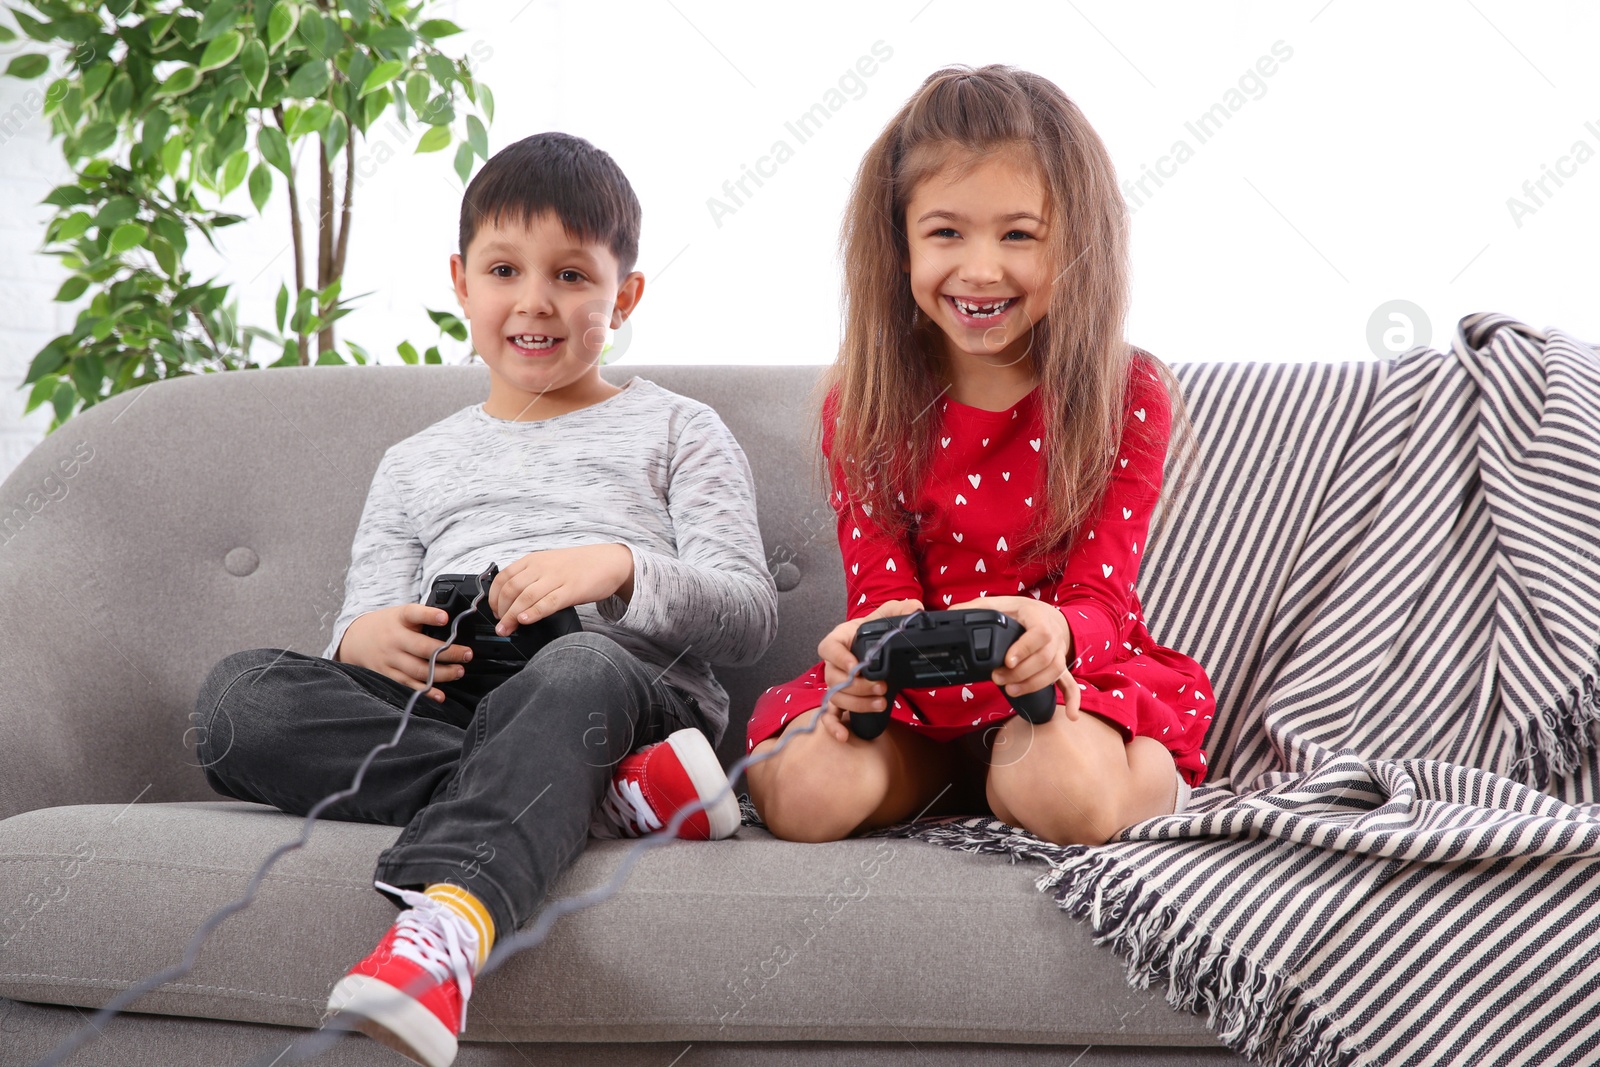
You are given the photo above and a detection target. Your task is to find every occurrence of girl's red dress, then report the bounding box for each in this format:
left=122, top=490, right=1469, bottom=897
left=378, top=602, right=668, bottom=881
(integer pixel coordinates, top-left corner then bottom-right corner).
left=745, top=357, right=1215, bottom=786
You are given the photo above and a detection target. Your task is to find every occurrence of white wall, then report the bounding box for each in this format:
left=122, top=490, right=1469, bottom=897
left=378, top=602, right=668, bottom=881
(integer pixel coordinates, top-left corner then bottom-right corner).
left=3, top=0, right=1597, bottom=480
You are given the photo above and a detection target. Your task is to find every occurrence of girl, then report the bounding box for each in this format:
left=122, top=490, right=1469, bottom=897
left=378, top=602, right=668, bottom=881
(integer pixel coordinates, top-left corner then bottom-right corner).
left=744, top=64, right=1214, bottom=848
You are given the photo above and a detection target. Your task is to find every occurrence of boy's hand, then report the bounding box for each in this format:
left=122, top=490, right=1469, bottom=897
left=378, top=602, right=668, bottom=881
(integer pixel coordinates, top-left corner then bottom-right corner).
left=489, top=544, right=634, bottom=636
left=335, top=603, right=473, bottom=705
left=949, top=595, right=1078, bottom=720
left=816, top=598, right=925, bottom=740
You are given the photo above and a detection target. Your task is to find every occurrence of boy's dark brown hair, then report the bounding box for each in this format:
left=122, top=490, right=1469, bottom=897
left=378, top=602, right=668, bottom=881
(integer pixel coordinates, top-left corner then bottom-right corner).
left=458, top=131, right=642, bottom=279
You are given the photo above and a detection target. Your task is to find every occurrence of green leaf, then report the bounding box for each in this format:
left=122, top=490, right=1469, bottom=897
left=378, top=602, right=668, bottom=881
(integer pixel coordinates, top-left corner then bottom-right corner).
left=453, top=141, right=472, bottom=184
left=52, top=379, right=78, bottom=425
left=423, top=346, right=441, bottom=365
left=56, top=211, right=92, bottom=241
left=5, top=54, right=50, bottom=79
left=266, top=1, right=299, bottom=53
left=108, top=222, right=149, bottom=255
left=154, top=66, right=200, bottom=98
left=222, top=150, right=249, bottom=195
left=198, top=29, right=244, bottom=73
left=42, top=183, right=88, bottom=208
left=258, top=125, right=291, bottom=175
left=405, top=72, right=429, bottom=111
left=196, top=0, right=240, bottom=43
left=466, top=114, right=488, bottom=160
left=95, top=196, right=139, bottom=230
left=0, top=25, right=15, bottom=44
left=396, top=340, right=418, bottom=364
left=161, top=135, right=186, bottom=178
left=148, top=13, right=177, bottom=46
left=54, top=276, right=89, bottom=302
left=321, top=111, right=348, bottom=161
left=106, top=73, right=133, bottom=119
left=271, top=338, right=300, bottom=367
left=26, top=374, right=61, bottom=415
left=297, top=7, right=327, bottom=52
left=240, top=38, right=267, bottom=98
left=12, top=11, right=51, bottom=43
left=286, top=58, right=331, bottom=99
left=360, top=58, right=402, bottom=97
left=292, top=100, right=333, bottom=136
left=364, top=26, right=414, bottom=52
left=417, top=92, right=453, bottom=126
left=275, top=282, right=289, bottom=331
left=346, top=340, right=369, bottom=365
left=151, top=236, right=178, bottom=275
left=249, top=162, right=272, bottom=212
left=415, top=124, right=450, bottom=153
left=80, top=62, right=113, bottom=103
left=77, top=121, right=117, bottom=156
left=360, top=86, right=389, bottom=129
left=424, top=53, right=454, bottom=87
left=478, top=84, right=494, bottom=124
left=428, top=308, right=468, bottom=341
left=416, top=19, right=464, bottom=40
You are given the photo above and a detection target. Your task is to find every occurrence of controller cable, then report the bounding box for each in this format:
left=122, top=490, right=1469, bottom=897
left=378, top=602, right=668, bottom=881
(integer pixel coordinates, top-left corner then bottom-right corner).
left=27, top=579, right=931, bottom=1067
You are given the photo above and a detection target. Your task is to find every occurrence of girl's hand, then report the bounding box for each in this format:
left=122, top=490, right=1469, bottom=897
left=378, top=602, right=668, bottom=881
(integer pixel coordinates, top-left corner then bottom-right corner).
left=489, top=544, right=635, bottom=635
left=949, top=595, right=1079, bottom=720
left=817, top=598, right=926, bottom=736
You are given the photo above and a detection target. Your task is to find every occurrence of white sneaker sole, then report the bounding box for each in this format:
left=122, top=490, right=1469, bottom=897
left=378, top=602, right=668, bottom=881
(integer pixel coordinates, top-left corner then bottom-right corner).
left=327, top=973, right=457, bottom=1067
left=666, top=728, right=741, bottom=840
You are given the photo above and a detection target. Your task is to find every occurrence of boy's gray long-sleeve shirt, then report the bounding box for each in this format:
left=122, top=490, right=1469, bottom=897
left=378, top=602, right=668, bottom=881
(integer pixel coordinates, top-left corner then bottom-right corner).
left=321, top=376, right=778, bottom=746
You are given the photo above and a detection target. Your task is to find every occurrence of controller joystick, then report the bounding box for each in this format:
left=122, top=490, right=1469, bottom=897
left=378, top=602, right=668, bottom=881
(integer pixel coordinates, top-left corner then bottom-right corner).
left=846, top=609, right=1060, bottom=740
left=420, top=562, right=583, bottom=674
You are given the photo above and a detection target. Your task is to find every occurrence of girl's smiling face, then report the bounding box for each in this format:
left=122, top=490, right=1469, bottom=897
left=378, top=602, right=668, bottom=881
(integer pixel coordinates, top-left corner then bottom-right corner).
left=902, top=148, right=1053, bottom=375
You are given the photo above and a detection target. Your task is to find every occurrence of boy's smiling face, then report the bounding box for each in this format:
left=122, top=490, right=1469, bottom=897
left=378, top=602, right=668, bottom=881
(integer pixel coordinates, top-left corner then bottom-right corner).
left=451, top=211, right=644, bottom=421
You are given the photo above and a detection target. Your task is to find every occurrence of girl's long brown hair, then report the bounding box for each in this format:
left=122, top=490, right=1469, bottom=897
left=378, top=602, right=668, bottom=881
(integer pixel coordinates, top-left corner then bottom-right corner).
left=814, top=64, right=1198, bottom=569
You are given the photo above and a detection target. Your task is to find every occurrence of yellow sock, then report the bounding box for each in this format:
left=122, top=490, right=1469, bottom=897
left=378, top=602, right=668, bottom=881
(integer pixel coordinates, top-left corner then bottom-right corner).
left=424, top=883, right=495, bottom=970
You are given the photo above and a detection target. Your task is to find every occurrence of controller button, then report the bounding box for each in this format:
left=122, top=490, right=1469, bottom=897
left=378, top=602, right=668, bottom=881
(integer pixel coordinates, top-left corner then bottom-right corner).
left=973, top=627, right=993, bottom=658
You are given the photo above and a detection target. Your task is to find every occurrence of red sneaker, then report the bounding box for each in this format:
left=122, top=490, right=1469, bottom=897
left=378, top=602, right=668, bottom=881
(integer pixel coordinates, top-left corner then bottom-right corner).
left=591, top=727, right=740, bottom=840
left=325, top=881, right=479, bottom=1067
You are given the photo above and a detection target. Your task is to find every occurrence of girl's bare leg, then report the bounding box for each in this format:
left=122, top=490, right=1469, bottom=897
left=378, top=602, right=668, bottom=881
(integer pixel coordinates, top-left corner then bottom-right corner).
left=745, top=707, right=988, bottom=842
left=984, top=698, right=1178, bottom=845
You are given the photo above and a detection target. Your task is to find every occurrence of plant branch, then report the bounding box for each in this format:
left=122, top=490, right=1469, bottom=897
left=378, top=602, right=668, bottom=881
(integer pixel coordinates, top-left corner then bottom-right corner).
left=272, top=104, right=308, bottom=365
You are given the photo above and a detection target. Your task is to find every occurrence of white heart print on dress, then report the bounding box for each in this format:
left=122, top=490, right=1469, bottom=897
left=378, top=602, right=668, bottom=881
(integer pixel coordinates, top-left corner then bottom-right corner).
left=968, top=474, right=981, bottom=488
left=1134, top=408, right=1146, bottom=421
left=941, top=437, right=951, bottom=447
left=1122, top=508, right=1132, bottom=519
left=1029, top=438, right=1041, bottom=451
left=1102, top=564, right=1114, bottom=577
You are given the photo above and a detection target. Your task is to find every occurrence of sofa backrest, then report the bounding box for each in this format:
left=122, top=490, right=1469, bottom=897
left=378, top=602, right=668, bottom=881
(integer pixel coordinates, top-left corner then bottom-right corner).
left=0, top=359, right=1385, bottom=820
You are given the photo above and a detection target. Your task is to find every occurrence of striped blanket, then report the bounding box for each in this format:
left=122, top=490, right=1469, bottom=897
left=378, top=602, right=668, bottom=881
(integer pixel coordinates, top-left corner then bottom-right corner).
left=741, top=313, right=1600, bottom=1066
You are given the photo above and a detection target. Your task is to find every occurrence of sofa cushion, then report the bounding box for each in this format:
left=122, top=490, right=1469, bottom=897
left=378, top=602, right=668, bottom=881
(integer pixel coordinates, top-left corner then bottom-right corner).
left=0, top=801, right=1219, bottom=1047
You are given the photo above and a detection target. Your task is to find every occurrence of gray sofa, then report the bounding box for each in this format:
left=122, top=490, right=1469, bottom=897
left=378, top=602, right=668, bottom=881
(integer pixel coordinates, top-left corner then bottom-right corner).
left=0, top=362, right=1253, bottom=1066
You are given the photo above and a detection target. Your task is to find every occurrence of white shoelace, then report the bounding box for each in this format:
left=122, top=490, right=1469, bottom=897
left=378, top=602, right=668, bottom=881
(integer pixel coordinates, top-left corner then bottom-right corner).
left=600, top=775, right=661, bottom=837
left=372, top=880, right=479, bottom=1032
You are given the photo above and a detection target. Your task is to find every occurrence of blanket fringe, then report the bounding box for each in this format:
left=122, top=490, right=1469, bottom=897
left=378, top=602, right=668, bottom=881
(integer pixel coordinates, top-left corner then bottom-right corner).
left=1047, top=851, right=1364, bottom=1067
left=1513, top=658, right=1600, bottom=788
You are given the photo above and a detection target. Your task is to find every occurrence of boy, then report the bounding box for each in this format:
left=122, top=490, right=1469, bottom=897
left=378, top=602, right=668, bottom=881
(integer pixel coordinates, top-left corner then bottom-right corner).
left=193, top=131, right=777, bottom=1067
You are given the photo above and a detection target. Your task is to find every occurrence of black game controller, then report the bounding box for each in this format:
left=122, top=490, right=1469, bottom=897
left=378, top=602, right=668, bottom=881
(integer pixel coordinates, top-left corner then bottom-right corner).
left=847, top=609, right=1060, bottom=740
left=420, top=562, right=583, bottom=673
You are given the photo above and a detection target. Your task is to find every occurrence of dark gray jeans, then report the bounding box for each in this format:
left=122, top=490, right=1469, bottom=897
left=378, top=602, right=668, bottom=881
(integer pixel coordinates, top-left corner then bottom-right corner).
left=193, top=631, right=712, bottom=940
